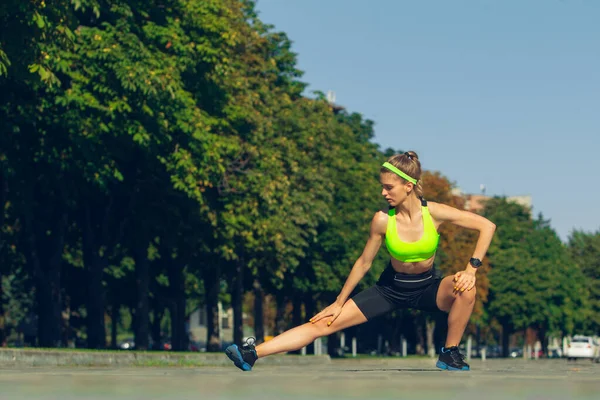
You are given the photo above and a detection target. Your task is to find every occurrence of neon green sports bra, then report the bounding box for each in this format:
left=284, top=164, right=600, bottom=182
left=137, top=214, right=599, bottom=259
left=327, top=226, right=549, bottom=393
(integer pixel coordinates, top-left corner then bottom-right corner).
left=385, top=199, right=440, bottom=262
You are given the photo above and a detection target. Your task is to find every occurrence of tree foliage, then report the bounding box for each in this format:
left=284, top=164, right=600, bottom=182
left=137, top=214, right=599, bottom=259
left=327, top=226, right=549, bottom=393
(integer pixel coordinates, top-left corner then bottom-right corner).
left=482, top=198, right=590, bottom=354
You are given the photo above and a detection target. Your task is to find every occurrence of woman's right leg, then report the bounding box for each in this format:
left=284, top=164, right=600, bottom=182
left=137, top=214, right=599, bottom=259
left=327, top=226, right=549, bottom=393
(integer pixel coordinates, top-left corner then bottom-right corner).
left=255, top=299, right=367, bottom=358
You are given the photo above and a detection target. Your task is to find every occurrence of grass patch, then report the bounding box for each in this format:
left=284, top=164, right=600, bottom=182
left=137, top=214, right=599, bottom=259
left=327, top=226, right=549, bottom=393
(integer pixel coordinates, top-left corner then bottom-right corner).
left=2, top=347, right=171, bottom=355
left=45, top=360, right=208, bottom=368
left=132, top=359, right=207, bottom=368
left=338, top=354, right=430, bottom=360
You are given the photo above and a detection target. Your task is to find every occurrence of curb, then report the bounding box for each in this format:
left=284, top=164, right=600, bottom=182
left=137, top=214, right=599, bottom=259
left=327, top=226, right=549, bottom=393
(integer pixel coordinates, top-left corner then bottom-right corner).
left=0, top=348, right=331, bottom=367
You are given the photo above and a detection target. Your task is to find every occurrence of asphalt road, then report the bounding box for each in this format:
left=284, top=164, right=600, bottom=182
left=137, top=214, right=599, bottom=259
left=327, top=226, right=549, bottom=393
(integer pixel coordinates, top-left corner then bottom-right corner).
left=0, top=358, right=598, bottom=400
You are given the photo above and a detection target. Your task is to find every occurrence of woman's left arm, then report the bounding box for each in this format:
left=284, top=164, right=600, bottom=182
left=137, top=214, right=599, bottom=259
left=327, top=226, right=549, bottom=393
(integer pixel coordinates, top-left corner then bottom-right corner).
left=428, top=201, right=497, bottom=291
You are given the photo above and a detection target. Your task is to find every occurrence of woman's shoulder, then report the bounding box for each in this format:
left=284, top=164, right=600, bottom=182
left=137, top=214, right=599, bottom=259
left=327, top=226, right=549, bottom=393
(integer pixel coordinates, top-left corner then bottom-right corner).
left=427, top=201, right=463, bottom=221
left=427, top=201, right=458, bottom=211
left=374, top=208, right=391, bottom=218
left=371, top=208, right=390, bottom=229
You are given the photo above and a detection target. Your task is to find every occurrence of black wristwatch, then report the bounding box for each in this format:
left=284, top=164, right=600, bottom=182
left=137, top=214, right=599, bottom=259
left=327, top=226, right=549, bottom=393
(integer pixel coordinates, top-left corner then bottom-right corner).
left=469, top=258, right=482, bottom=268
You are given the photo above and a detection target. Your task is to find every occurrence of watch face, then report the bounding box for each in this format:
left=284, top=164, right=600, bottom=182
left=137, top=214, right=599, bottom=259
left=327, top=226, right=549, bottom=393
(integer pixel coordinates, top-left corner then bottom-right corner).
left=470, top=258, right=482, bottom=267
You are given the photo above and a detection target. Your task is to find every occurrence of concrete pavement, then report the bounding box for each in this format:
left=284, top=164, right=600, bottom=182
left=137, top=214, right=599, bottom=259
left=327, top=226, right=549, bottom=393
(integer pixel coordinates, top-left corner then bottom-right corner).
left=0, top=358, right=598, bottom=400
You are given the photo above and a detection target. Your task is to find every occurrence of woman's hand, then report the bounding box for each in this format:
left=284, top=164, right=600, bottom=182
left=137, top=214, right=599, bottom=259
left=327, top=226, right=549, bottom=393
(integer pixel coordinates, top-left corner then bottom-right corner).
left=453, top=270, right=477, bottom=293
left=309, top=302, right=344, bottom=326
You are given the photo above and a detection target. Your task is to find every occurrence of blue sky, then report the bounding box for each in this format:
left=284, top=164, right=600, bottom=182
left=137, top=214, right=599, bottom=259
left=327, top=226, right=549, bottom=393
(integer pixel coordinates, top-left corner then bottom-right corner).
left=255, top=0, right=599, bottom=241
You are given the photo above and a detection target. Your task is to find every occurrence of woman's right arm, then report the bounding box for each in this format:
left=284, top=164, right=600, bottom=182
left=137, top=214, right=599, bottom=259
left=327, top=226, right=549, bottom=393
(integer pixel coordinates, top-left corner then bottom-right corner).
left=334, top=211, right=387, bottom=305
left=310, top=211, right=387, bottom=325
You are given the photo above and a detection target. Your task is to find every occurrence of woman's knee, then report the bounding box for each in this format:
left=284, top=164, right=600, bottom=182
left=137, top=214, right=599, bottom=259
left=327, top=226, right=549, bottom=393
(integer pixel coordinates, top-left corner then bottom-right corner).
left=309, top=300, right=368, bottom=337
left=309, top=319, right=334, bottom=337
left=457, top=287, right=476, bottom=304
left=310, top=317, right=355, bottom=337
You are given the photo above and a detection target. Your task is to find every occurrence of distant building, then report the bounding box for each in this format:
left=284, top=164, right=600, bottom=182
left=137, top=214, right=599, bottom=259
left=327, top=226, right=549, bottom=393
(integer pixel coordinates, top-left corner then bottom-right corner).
left=452, top=188, right=532, bottom=213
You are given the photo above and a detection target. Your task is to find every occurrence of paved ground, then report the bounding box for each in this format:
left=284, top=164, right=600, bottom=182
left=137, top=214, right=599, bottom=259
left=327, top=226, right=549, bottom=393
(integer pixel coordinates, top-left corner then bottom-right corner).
left=0, top=358, right=598, bottom=400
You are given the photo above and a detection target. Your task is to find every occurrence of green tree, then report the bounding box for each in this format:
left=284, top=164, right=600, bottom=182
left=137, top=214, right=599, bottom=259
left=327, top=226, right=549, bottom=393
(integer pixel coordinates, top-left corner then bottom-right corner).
left=568, top=230, right=600, bottom=333
left=484, top=198, right=539, bottom=355
left=483, top=199, right=589, bottom=355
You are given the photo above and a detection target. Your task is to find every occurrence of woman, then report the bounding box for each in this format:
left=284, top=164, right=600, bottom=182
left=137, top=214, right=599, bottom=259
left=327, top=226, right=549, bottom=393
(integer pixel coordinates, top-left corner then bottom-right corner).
left=225, top=151, right=496, bottom=371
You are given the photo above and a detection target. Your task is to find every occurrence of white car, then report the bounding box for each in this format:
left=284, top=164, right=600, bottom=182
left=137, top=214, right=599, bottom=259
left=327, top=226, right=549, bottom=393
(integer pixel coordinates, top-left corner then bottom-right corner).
left=566, top=336, right=598, bottom=361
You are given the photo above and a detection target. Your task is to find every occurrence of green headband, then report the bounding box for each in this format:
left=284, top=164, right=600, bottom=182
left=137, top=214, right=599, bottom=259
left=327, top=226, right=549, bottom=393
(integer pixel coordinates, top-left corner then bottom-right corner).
left=382, top=162, right=418, bottom=184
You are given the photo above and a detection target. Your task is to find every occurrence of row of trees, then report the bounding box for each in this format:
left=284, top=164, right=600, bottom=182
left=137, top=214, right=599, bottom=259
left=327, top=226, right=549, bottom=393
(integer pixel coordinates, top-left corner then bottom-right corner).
left=1, top=0, right=598, bottom=355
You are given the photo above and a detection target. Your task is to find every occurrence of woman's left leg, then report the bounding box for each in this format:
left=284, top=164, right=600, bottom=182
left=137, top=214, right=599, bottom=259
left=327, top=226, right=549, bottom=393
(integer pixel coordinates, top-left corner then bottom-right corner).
left=436, top=276, right=476, bottom=347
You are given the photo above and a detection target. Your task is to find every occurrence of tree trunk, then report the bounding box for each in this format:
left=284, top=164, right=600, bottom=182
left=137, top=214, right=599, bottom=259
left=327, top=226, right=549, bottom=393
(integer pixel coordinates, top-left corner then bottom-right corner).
left=31, top=242, right=64, bottom=347
left=253, top=280, right=264, bottom=343
left=232, top=260, right=244, bottom=345
left=169, top=261, right=187, bottom=351
left=290, top=294, right=303, bottom=354
left=415, top=316, right=425, bottom=355
left=0, top=295, right=4, bottom=347
left=111, top=302, right=119, bottom=349
left=538, top=326, right=548, bottom=355
left=0, top=164, right=6, bottom=253
left=133, top=242, right=150, bottom=350
left=82, top=204, right=107, bottom=349
left=151, top=307, right=164, bottom=350
left=275, top=292, right=287, bottom=336
left=130, top=305, right=136, bottom=342
left=35, top=274, right=62, bottom=348
left=204, top=265, right=221, bottom=352
left=425, top=318, right=436, bottom=357
left=292, top=295, right=302, bottom=328
left=0, top=271, right=4, bottom=347
left=501, top=320, right=511, bottom=358
left=327, top=331, right=341, bottom=358
left=304, top=296, right=315, bottom=354
left=0, top=168, right=6, bottom=345
left=86, top=259, right=107, bottom=349
left=26, top=203, right=67, bottom=348
left=475, top=324, right=481, bottom=354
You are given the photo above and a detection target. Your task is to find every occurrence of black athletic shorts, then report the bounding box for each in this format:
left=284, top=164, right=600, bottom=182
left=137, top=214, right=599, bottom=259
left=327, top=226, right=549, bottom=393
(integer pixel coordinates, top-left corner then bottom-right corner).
left=352, top=263, right=444, bottom=320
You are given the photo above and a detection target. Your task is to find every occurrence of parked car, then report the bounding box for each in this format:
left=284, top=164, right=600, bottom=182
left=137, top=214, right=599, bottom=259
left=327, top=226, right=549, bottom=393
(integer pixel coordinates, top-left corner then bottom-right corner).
left=118, top=338, right=135, bottom=350
left=509, top=347, right=523, bottom=358
left=565, top=336, right=598, bottom=361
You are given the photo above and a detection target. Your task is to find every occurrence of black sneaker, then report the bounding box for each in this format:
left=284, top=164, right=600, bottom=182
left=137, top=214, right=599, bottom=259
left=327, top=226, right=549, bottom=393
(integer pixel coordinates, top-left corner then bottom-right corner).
left=436, top=346, right=470, bottom=371
left=225, top=337, right=258, bottom=371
